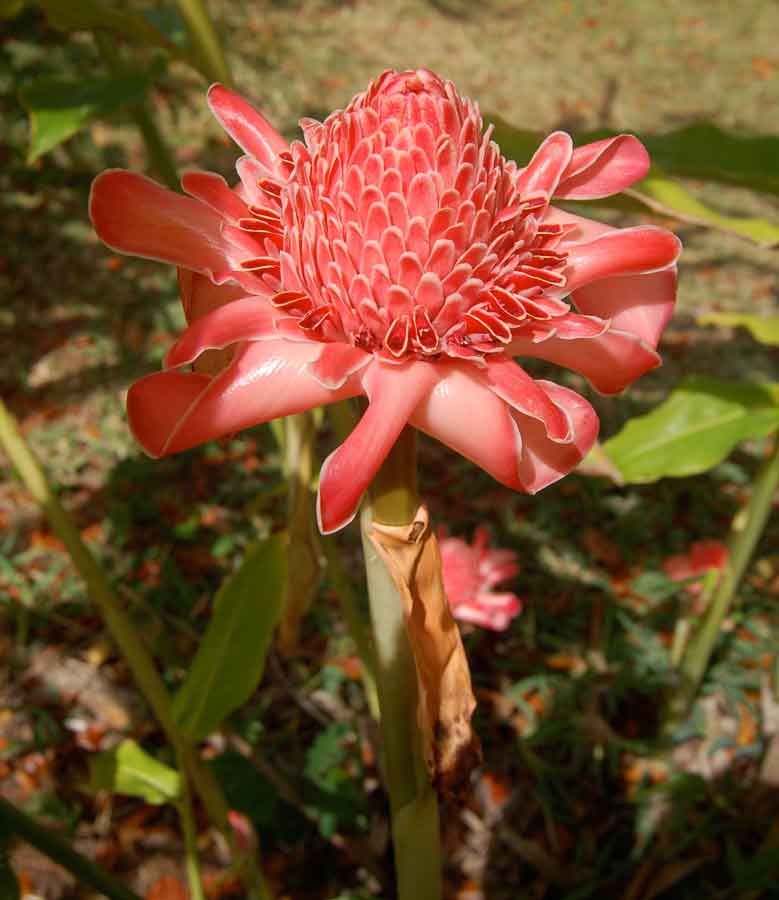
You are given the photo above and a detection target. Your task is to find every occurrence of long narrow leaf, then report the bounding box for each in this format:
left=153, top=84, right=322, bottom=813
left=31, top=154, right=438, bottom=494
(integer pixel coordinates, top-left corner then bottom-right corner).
left=173, top=533, right=287, bottom=741
left=626, top=169, right=779, bottom=248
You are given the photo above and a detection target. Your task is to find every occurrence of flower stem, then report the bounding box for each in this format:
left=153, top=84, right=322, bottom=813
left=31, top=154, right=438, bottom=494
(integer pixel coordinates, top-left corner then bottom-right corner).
left=0, top=400, right=271, bottom=900
left=175, top=0, right=233, bottom=86
left=360, top=428, right=442, bottom=900
left=664, top=436, right=779, bottom=732
left=176, top=748, right=206, bottom=900
left=0, top=796, right=142, bottom=900
left=278, top=412, right=322, bottom=652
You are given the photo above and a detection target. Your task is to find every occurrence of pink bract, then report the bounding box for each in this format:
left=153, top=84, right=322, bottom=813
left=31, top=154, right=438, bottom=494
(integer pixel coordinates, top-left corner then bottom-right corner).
left=90, top=69, right=680, bottom=533
left=439, top=526, right=522, bottom=631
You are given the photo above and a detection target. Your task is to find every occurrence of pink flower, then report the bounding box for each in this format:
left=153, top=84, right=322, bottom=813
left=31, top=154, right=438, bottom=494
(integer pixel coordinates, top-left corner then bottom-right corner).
left=90, top=69, right=680, bottom=533
left=663, top=539, right=729, bottom=594
left=439, top=526, right=522, bottom=631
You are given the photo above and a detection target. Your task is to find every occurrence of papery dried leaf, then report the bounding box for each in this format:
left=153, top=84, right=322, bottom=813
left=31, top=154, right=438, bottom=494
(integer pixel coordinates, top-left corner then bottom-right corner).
left=369, top=504, right=481, bottom=795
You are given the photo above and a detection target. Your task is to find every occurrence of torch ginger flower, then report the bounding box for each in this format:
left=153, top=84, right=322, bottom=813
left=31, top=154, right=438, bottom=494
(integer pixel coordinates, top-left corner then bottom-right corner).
left=90, top=69, right=680, bottom=533
left=439, top=527, right=522, bottom=631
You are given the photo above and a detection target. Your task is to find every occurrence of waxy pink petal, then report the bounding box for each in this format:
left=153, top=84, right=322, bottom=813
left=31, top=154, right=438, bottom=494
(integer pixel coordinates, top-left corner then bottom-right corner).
left=482, top=357, right=571, bottom=442
left=565, top=226, right=681, bottom=294
left=90, top=171, right=230, bottom=276
left=410, top=365, right=526, bottom=490
left=306, top=343, right=372, bottom=389
left=571, top=267, right=677, bottom=350
left=129, top=341, right=362, bottom=458
left=164, top=297, right=281, bottom=369
left=511, top=382, right=598, bottom=493
left=555, top=135, right=650, bottom=199
left=178, top=270, right=245, bottom=325
left=207, top=84, right=289, bottom=168
left=508, top=327, right=661, bottom=395
left=317, top=362, right=439, bottom=533
left=515, top=131, right=573, bottom=198
left=181, top=170, right=252, bottom=222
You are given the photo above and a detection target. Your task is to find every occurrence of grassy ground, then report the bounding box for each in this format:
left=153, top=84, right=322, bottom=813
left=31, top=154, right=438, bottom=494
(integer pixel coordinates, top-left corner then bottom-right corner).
left=1, top=1, right=779, bottom=897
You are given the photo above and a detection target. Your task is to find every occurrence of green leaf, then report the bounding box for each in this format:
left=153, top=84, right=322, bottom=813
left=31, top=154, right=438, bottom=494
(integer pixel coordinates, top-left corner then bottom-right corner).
left=603, top=377, right=779, bottom=483
left=88, top=739, right=180, bottom=804
left=37, top=0, right=174, bottom=51
left=19, top=73, right=150, bottom=162
left=699, top=312, right=779, bottom=347
left=173, top=533, right=287, bottom=741
left=626, top=168, right=779, bottom=248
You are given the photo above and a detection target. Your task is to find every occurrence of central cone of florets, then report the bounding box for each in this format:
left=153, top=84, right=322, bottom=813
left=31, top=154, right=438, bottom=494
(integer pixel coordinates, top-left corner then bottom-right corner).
left=270, top=69, right=571, bottom=364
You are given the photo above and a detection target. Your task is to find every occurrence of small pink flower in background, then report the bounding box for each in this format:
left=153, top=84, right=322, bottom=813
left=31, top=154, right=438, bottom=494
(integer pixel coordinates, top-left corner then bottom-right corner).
left=663, top=539, right=729, bottom=594
left=439, top=526, right=522, bottom=630
left=90, top=68, right=680, bottom=533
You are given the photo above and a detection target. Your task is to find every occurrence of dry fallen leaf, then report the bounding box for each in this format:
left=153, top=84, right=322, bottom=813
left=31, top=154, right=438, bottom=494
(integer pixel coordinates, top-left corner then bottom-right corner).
left=369, top=504, right=481, bottom=796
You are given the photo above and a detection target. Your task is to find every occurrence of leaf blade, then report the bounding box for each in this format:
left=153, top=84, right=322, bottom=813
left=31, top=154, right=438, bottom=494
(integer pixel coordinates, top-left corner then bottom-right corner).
left=603, top=377, right=779, bottom=483
left=173, top=533, right=287, bottom=741
left=19, top=73, right=151, bottom=162
left=88, top=739, right=181, bottom=804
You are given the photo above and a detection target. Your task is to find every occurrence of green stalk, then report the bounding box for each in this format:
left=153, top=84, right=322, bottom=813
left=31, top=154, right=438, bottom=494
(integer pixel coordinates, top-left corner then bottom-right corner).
left=278, top=412, right=322, bottom=652
left=0, top=400, right=270, bottom=900
left=175, top=0, right=232, bottom=86
left=176, top=748, right=206, bottom=900
left=0, top=796, right=141, bottom=900
left=664, top=436, right=779, bottom=731
left=323, top=400, right=381, bottom=717
left=94, top=33, right=179, bottom=191
left=360, top=428, right=442, bottom=900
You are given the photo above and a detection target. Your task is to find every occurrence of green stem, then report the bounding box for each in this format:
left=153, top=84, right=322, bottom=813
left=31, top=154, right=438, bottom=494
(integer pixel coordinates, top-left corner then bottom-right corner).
left=176, top=748, right=206, bottom=900
left=175, top=0, right=232, bottom=85
left=0, top=400, right=270, bottom=900
left=664, top=436, right=779, bottom=731
left=324, top=400, right=381, bottom=716
left=278, top=412, right=322, bottom=651
left=94, top=33, right=179, bottom=191
left=360, top=428, right=442, bottom=900
left=0, top=796, right=141, bottom=900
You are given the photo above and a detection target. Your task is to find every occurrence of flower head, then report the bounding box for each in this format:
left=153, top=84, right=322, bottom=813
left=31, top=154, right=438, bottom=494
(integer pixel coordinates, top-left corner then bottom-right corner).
left=439, top=526, right=522, bottom=631
left=90, top=69, right=680, bottom=533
